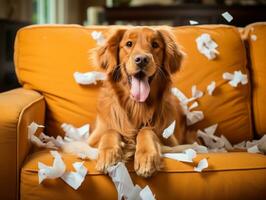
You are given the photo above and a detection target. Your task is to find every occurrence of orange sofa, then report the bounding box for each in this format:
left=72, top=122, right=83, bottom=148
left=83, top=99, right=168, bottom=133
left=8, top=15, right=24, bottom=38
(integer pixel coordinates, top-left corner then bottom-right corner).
left=0, top=23, right=266, bottom=200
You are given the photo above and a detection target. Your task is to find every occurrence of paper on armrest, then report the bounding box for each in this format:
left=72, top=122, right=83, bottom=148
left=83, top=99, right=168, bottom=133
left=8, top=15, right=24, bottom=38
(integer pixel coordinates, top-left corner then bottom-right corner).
left=163, top=149, right=197, bottom=163
left=73, top=71, right=106, bottom=85
left=194, top=158, right=208, bottom=172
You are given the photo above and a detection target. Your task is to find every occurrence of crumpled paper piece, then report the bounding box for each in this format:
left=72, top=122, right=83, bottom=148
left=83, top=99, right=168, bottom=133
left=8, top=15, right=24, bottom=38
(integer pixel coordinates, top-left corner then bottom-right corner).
left=189, top=20, right=199, bottom=25
left=171, top=87, right=204, bottom=126
left=196, top=33, right=219, bottom=60
left=38, top=151, right=66, bottom=184
left=61, top=161, right=88, bottom=190
left=91, top=31, right=105, bottom=45
left=207, top=81, right=216, bottom=95
left=162, top=121, right=176, bottom=139
left=61, top=123, right=90, bottom=141
left=163, top=149, right=197, bottom=163
left=194, top=158, right=208, bottom=172
left=139, top=186, right=156, bottom=200
left=222, top=11, right=233, bottom=22
left=73, top=71, right=106, bottom=85
left=223, top=70, right=248, bottom=87
left=107, top=162, right=155, bottom=200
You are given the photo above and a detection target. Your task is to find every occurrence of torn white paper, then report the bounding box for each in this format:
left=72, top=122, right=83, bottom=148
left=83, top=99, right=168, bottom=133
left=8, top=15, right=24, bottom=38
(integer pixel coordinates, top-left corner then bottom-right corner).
left=247, top=145, right=260, bottom=153
left=251, top=34, right=257, bottom=41
left=191, top=85, right=204, bottom=100
left=73, top=71, right=106, bottom=85
left=194, top=158, right=208, bottom=172
left=91, top=31, right=105, bottom=45
left=28, top=122, right=44, bottom=139
left=38, top=151, right=66, bottom=184
left=61, top=162, right=88, bottom=190
left=223, top=71, right=248, bottom=87
left=186, top=110, right=204, bottom=126
left=221, top=11, right=233, bottom=22
left=189, top=20, right=199, bottom=25
left=61, top=123, right=90, bottom=141
left=162, top=121, right=176, bottom=139
left=139, top=185, right=156, bottom=200
left=127, top=185, right=142, bottom=200
left=171, top=87, right=189, bottom=103
left=207, top=81, right=216, bottom=95
left=233, top=141, right=246, bottom=149
left=196, top=33, right=219, bottom=60
left=163, top=149, right=197, bottom=163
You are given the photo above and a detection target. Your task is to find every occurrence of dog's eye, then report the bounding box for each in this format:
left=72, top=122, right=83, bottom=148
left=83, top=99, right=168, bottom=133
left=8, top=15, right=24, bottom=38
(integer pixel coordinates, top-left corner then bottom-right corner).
left=126, top=41, right=132, bottom=47
left=152, top=41, right=159, bottom=48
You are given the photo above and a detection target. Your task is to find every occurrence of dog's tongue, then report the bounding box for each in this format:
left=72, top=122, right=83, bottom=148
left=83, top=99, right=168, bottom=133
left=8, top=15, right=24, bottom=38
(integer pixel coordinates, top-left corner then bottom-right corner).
left=130, top=76, right=150, bottom=102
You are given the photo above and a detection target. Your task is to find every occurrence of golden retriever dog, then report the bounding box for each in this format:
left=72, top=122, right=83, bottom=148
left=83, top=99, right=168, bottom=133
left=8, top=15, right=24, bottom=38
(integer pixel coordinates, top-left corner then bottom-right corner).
left=88, top=27, right=198, bottom=177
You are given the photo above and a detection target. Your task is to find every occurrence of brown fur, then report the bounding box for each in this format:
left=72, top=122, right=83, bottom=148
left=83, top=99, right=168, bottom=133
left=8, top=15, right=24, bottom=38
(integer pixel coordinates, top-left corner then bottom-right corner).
left=89, top=27, right=198, bottom=177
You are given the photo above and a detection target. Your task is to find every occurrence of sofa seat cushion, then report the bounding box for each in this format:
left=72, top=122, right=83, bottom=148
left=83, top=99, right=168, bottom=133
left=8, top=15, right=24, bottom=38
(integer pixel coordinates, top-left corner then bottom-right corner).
left=21, top=150, right=266, bottom=200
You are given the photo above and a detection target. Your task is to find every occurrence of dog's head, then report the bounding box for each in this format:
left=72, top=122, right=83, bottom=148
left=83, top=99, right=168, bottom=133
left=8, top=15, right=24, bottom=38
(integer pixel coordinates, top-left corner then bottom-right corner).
left=96, top=27, right=182, bottom=103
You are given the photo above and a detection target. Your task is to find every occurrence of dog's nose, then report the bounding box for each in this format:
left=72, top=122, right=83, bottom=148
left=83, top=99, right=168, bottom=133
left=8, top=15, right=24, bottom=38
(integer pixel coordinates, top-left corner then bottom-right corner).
left=134, top=55, right=149, bottom=68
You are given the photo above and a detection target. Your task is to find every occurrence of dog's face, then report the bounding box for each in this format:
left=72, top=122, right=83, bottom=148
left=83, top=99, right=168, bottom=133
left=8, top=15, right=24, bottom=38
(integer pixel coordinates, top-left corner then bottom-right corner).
left=96, top=27, right=182, bottom=102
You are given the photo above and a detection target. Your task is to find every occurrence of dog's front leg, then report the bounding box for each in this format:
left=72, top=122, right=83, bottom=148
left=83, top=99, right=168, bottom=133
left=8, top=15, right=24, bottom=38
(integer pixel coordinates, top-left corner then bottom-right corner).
left=134, top=128, right=162, bottom=177
left=96, top=130, right=123, bottom=173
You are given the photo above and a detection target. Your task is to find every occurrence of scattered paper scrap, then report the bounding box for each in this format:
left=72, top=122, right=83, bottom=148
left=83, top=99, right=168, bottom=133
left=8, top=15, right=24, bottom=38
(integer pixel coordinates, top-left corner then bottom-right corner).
left=221, top=11, right=233, bottom=22
left=61, top=162, right=88, bottom=190
left=223, top=71, right=248, bottom=87
left=186, top=110, right=204, bottom=126
left=247, top=145, right=260, bottom=153
left=196, top=33, right=219, bottom=60
left=162, top=121, right=176, bottom=139
left=61, top=123, right=90, bottom=141
left=38, top=151, right=66, bottom=184
left=189, top=20, right=199, bottom=25
left=207, top=81, right=216, bottom=95
left=251, top=34, right=257, bottom=41
left=191, top=85, right=204, bottom=100
left=163, top=149, right=197, bottom=163
left=91, top=31, right=105, bottom=45
left=139, top=185, right=156, bottom=200
left=73, top=71, right=106, bottom=85
left=171, top=87, right=189, bottom=103
left=194, top=158, right=208, bottom=172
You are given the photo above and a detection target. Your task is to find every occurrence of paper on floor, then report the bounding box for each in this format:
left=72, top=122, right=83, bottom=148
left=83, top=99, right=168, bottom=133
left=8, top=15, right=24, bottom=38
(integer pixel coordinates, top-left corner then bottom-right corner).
left=61, top=161, right=88, bottom=190
left=196, top=33, right=219, bottom=60
left=189, top=20, right=199, bottom=25
left=91, top=31, right=105, bottom=45
left=38, top=151, right=66, bottom=184
left=194, top=158, right=208, bottom=172
left=61, top=123, right=90, bottom=141
left=207, top=81, right=216, bottom=95
left=73, top=71, right=106, bottom=85
left=163, top=149, right=197, bottom=163
left=221, top=11, right=233, bottom=22
left=162, top=121, right=176, bottom=139
left=223, top=70, right=248, bottom=87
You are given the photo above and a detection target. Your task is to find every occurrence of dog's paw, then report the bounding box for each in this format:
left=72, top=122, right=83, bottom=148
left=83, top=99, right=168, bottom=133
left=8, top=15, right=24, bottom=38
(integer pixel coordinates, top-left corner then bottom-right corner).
left=96, top=146, right=122, bottom=173
left=134, top=149, right=161, bottom=178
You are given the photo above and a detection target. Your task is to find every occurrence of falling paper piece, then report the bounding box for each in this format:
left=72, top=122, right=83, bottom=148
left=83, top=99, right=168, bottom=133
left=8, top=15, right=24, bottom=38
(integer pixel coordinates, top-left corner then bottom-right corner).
left=223, top=71, right=248, bottom=87
left=163, top=149, right=197, bottom=163
left=222, top=11, right=233, bottom=22
left=61, top=123, right=90, bottom=141
left=196, top=33, right=219, bottom=60
left=162, top=121, right=176, bottom=139
left=61, top=162, right=88, bottom=190
left=207, top=81, right=216, bottom=95
left=38, top=151, right=66, bottom=184
left=73, top=71, right=106, bottom=85
left=247, top=145, right=260, bottom=153
left=91, top=31, right=105, bottom=45
left=139, top=185, right=156, bottom=200
left=189, top=20, right=199, bottom=25
left=194, top=158, right=208, bottom=172
left=251, top=34, right=257, bottom=41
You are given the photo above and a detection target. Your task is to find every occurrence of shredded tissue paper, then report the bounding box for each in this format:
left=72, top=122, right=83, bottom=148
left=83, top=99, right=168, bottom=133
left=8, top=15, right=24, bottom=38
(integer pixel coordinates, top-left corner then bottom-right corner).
left=223, top=70, right=248, bottom=87
left=162, top=120, right=176, bottom=139
left=207, top=81, right=216, bottom=95
left=196, top=33, right=219, bottom=60
left=91, top=31, right=105, bottom=45
left=73, top=71, right=106, bottom=85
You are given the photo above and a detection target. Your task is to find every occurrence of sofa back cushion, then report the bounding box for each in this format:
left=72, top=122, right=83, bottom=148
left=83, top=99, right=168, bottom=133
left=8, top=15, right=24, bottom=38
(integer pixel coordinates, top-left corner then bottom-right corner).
left=14, top=25, right=253, bottom=143
left=243, top=22, right=266, bottom=136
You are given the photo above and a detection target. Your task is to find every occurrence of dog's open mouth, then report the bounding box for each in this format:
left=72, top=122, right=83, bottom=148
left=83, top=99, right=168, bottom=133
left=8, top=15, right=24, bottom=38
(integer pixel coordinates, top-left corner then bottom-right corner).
left=128, top=71, right=151, bottom=102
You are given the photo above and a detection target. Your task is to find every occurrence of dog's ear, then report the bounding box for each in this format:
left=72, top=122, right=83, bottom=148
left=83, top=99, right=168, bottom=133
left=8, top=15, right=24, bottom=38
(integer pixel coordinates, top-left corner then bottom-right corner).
left=158, top=28, right=183, bottom=74
left=95, top=29, right=126, bottom=74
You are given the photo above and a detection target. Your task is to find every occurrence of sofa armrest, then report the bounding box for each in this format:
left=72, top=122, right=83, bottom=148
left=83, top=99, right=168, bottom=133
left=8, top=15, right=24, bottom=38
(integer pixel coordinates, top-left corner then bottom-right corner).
left=0, top=88, right=45, bottom=200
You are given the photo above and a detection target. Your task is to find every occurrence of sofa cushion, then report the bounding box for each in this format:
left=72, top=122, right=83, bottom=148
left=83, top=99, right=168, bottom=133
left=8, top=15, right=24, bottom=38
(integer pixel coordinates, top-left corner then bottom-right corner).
left=243, top=22, right=266, bottom=136
left=21, top=150, right=266, bottom=200
left=15, top=25, right=253, bottom=143
left=172, top=25, right=253, bottom=144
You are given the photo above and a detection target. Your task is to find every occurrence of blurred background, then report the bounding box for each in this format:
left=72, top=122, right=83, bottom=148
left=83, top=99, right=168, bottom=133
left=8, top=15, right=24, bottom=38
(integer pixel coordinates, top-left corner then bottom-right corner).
left=0, top=0, right=266, bottom=92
